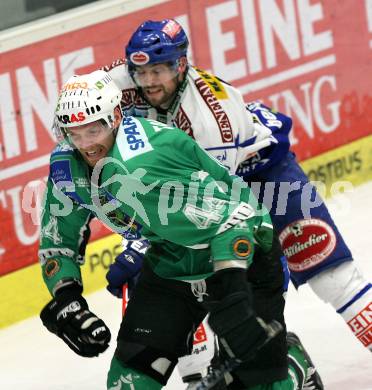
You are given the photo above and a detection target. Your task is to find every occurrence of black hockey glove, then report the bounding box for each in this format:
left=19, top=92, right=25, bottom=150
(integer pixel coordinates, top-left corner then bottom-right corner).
left=207, top=268, right=283, bottom=363
left=40, top=287, right=111, bottom=357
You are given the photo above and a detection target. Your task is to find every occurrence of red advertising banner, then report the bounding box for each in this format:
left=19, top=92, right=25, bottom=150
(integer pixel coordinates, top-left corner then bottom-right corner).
left=1, top=0, right=372, bottom=276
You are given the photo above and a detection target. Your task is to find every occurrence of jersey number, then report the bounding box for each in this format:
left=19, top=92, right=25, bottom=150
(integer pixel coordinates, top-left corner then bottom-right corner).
left=183, top=199, right=225, bottom=229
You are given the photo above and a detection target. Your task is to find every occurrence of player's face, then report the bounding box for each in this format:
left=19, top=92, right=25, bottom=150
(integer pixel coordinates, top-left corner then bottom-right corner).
left=132, top=62, right=184, bottom=109
left=65, top=121, right=115, bottom=167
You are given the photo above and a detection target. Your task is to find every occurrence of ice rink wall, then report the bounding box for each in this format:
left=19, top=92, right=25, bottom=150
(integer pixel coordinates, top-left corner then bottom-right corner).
left=1, top=0, right=372, bottom=328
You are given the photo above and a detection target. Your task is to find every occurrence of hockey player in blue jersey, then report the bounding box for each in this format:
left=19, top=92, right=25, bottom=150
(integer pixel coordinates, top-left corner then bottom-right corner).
left=103, top=17, right=371, bottom=384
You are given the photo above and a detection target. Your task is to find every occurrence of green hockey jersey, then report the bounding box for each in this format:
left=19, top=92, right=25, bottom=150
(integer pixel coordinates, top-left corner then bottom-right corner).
left=40, top=116, right=273, bottom=295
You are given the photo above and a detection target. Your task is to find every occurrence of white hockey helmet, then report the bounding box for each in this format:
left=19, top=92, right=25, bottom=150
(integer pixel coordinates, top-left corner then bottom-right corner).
left=53, top=70, right=122, bottom=141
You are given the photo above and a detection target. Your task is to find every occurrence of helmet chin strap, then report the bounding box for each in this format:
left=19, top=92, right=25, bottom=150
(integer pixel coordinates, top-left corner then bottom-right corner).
left=176, top=63, right=187, bottom=83
left=113, top=124, right=120, bottom=137
left=159, top=63, right=189, bottom=110
left=167, top=64, right=189, bottom=107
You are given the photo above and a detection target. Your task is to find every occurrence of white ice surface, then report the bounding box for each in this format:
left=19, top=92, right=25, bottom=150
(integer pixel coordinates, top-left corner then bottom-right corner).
left=1, top=181, right=371, bottom=389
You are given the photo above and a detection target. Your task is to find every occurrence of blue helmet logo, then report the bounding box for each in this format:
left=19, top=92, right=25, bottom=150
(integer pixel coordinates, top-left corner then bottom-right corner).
left=126, top=19, right=189, bottom=70
left=129, top=51, right=150, bottom=66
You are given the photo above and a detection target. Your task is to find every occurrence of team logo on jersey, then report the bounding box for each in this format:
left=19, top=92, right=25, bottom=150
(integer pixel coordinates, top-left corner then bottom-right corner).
left=279, top=218, right=336, bottom=272
left=44, top=258, right=60, bottom=279
left=130, top=51, right=150, bottom=65
left=232, top=237, right=252, bottom=259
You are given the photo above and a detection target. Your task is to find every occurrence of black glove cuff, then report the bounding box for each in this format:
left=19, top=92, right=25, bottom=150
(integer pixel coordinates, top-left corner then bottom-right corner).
left=54, top=278, right=83, bottom=297
left=207, top=267, right=251, bottom=304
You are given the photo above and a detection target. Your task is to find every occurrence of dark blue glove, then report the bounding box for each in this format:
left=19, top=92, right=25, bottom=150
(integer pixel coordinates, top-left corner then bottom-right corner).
left=106, top=240, right=149, bottom=298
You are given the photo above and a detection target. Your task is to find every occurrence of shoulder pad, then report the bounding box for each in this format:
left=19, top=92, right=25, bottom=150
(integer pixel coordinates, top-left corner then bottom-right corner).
left=192, top=66, right=228, bottom=100
left=51, top=142, right=74, bottom=157
left=102, top=60, right=136, bottom=92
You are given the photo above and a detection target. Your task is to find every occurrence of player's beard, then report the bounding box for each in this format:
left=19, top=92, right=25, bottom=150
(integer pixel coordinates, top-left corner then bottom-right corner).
left=79, top=133, right=115, bottom=167
left=80, top=144, right=108, bottom=167
left=142, top=78, right=178, bottom=109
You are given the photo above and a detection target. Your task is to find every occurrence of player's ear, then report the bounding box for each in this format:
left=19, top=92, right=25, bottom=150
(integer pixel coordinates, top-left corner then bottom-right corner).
left=113, top=106, right=122, bottom=127
left=178, top=56, right=188, bottom=73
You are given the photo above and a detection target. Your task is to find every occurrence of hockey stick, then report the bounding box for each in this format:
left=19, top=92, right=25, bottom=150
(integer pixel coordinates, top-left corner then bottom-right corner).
left=122, top=284, right=128, bottom=316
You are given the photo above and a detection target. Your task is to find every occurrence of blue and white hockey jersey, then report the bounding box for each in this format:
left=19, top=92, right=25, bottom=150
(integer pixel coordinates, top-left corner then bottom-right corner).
left=105, top=59, right=291, bottom=177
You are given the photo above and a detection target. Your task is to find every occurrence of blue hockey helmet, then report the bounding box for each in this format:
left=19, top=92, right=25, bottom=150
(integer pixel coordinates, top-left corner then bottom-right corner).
left=125, top=19, right=189, bottom=70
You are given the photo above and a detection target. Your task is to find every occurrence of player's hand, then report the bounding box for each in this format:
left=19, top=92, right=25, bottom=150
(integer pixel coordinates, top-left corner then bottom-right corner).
left=40, top=287, right=111, bottom=357
left=106, top=240, right=149, bottom=298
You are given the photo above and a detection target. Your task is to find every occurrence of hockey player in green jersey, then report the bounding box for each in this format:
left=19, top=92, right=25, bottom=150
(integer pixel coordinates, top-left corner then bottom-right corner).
left=39, top=70, right=322, bottom=390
